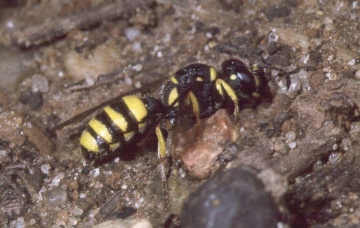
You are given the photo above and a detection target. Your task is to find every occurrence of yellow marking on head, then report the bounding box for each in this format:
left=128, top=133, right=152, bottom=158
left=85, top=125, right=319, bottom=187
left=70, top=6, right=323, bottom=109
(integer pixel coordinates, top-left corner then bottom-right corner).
left=80, top=131, right=100, bottom=153
left=170, top=76, right=178, bottom=84
left=104, top=106, right=128, bottom=132
left=124, top=131, right=135, bottom=141
left=123, top=96, right=148, bottom=122
left=196, top=77, right=203, bottom=82
left=230, top=74, right=237, bottom=80
left=89, top=119, right=113, bottom=143
left=210, top=67, right=217, bottom=81
left=168, top=88, right=179, bottom=107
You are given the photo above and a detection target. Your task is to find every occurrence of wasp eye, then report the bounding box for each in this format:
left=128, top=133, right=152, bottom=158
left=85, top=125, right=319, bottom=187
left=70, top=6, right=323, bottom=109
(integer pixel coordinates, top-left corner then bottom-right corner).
left=235, top=71, right=252, bottom=83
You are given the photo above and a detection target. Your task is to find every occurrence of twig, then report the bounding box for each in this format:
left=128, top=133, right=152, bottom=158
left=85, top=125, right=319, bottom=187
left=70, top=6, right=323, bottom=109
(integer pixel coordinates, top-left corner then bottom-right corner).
left=6, top=0, right=155, bottom=47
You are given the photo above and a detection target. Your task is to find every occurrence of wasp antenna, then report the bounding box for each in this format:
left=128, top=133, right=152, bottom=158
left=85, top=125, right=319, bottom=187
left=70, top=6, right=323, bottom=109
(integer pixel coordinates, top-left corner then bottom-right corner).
left=288, top=65, right=318, bottom=75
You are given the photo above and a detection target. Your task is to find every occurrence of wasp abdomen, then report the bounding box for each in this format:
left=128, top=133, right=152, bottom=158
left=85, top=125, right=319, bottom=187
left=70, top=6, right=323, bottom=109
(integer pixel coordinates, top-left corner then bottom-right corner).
left=80, top=95, right=166, bottom=163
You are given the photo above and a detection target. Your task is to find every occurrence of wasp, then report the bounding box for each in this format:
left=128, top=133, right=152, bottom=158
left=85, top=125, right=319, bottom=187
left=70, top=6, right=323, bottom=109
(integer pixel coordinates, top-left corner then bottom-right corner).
left=50, top=58, right=292, bottom=207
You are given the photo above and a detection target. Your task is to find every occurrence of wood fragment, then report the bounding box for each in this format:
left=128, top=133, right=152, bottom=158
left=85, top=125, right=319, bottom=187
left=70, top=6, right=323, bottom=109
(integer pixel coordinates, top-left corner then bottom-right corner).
left=7, top=0, right=155, bottom=47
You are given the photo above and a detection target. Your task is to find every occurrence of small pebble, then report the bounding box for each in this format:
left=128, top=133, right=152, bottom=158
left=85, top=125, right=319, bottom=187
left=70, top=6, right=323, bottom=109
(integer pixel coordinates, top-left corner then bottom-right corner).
left=31, top=74, right=49, bottom=93
left=332, top=144, right=338, bottom=151
left=157, top=51, right=163, bottom=58
left=313, top=160, right=323, bottom=171
left=329, top=152, right=340, bottom=164
left=325, top=72, right=338, bottom=80
left=132, top=42, right=142, bottom=52
left=45, top=187, right=68, bottom=207
left=162, top=33, right=171, bottom=43
left=68, top=217, right=78, bottom=226
left=72, top=206, right=84, bottom=216
left=135, top=81, right=141, bottom=88
left=355, top=70, right=360, bottom=79
left=89, top=168, right=100, bottom=178
left=29, top=218, right=36, bottom=225
left=273, top=140, right=289, bottom=154
left=41, top=164, right=51, bottom=174
left=288, top=141, right=297, bottom=149
left=348, top=59, right=356, bottom=65
left=350, top=122, right=360, bottom=133
left=52, top=172, right=65, bottom=186
left=83, top=217, right=97, bottom=227
left=125, top=77, right=133, bottom=86
left=132, top=64, right=143, bottom=72
left=351, top=1, right=358, bottom=9
left=85, top=77, right=95, bottom=86
left=56, top=211, right=69, bottom=222
left=341, top=138, right=350, bottom=151
left=125, top=27, right=141, bottom=41
left=11, top=217, right=25, bottom=228
left=268, top=32, right=279, bottom=43
left=285, top=131, right=296, bottom=142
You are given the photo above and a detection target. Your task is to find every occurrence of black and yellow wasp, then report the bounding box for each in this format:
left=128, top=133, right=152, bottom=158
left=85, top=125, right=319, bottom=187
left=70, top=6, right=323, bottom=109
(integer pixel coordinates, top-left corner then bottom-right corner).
left=52, top=59, right=290, bottom=200
left=50, top=57, right=292, bottom=208
left=51, top=58, right=290, bottom=165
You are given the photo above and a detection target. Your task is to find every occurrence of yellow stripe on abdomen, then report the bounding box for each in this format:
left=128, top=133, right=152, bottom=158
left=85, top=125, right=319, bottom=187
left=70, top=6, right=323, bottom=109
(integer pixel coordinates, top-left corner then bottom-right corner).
left=122, top=96, right=148, bottom=122
left=80, top=131, right=100, bottom=153
left=89, top=119, right=113, bottom=143
left=104, top=106, right=128, bottom=132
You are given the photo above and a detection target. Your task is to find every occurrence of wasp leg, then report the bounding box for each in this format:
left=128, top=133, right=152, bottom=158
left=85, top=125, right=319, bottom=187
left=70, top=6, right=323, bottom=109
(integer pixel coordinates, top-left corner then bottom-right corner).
left=215, top=79, right=240, bottom=117
left=258, top=57, right=292, bottom=90
left=155, top=125, right=170, bottom=208
left=186, top=91, right=201, bottom=125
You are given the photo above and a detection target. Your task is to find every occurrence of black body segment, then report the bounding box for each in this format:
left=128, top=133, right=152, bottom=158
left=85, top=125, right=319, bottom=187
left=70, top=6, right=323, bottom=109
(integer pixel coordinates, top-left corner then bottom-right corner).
left=162, top=63, right=222, bottom=123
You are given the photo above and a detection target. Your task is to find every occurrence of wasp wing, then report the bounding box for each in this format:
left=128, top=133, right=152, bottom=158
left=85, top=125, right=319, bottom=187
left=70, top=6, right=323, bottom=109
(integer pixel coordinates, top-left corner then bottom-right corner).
left=50, top=77, right=167, bottom=132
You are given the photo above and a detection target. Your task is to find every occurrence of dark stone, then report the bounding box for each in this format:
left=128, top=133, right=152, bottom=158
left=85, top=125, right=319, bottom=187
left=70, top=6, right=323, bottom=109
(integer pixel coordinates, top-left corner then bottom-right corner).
left=19, top=150, right=37, bottom=162
left=308, top=50, right=323, bottom=65
left=18, top=88, right=43, bottom=110
left=217, top=0, right=243, bottom=12
left=0, top=139, right=9, bottom=150
left=116, top=206, right=137, bottom=219
left=81, top=166, right=92, bottom=175
left=267, top=42, right=283, bottom=55
left=181, top=166, right=280, bottom=228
